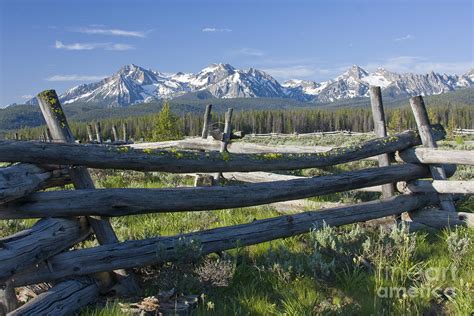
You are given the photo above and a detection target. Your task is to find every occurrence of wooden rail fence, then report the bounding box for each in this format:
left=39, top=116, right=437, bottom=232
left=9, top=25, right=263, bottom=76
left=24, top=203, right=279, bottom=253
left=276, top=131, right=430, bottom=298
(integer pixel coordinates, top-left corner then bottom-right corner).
left=0, top=89, right=473, bottom=315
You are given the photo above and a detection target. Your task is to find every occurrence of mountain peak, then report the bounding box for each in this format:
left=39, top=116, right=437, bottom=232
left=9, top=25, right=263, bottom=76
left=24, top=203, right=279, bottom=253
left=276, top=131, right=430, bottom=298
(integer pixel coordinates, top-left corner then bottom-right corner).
left=22, top=63, right=472, bottom=107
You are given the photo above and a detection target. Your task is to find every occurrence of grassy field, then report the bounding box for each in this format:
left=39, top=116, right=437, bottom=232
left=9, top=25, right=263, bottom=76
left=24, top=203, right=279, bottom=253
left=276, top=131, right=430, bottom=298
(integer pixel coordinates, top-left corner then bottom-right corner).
left=1, top=133, right=473, bottom=315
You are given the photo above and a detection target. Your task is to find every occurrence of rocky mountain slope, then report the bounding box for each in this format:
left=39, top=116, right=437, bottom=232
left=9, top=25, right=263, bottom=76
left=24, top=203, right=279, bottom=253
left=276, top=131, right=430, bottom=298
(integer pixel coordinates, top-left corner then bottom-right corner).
left=25, top=64, right=473, bottom=107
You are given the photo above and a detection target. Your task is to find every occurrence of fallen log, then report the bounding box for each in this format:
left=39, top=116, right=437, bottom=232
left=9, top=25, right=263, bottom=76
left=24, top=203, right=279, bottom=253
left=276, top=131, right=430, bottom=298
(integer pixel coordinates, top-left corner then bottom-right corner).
left=0, top=164, right=432, bottom=219
left=10, top=193, right=435, bottom=286
left=398, top=148, right=474, bottom=166
left=7, top=278, right=99, bottom=316
left=0, top=127, right=445, bottom=173
left=0, top=217, right=90, bottom=282
left=397, top=180, right=474, bottom=194
left=0, top=164, right=69, bottom=204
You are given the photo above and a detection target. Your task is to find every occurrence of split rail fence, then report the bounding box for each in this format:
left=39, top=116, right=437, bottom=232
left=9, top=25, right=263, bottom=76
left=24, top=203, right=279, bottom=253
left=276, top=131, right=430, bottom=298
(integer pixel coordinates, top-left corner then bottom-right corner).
left=0, top=87, right=473, bottom=315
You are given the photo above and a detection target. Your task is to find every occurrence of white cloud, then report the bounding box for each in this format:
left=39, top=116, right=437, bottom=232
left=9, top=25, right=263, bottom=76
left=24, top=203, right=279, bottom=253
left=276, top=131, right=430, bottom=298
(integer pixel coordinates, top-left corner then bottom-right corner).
left=46, top=75, right=107, bottom=82
left=55, top=40, right=134, bottom=51
left=202, top=27, right=232, bottom=32
left=55, top=40, right=97, bottom=50
left=75, top=27, right=146, bottom=38
left=235, top=48, right=265, bottom=57
left=363, top=56, right=474, bottom=75
left=21, top=95, right=34, bottom=99
left=106, top=43, right=135, bottom=51
left=394, top=34, right=414, bottom=42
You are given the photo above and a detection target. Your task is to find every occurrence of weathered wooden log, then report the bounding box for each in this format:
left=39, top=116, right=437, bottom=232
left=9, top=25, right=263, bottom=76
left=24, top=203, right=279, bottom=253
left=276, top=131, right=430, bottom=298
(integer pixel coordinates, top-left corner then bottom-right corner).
left=0, top=127, right=446, bottom=173
left=94, top=122, right=102, bottom=144
left=36, top=90, right=139, bottom=294
left=397, top=180, right=474, bottom=194
left=408, top=208, right=474, bottom=229
left=223, top=171, right=383, bottom=192
left=0, top=164, right=69, bottom=204
left=0, top=164, right=432, bottom=219
left=221, top=108, right=233, bottom=152
left=9, top=194, right=435, bottom=286
left=7, top=278, right=99, bottom=316
left=370, top=86, right=395, bottom=198
left=409, top=96, right=456, bottom=212
left=112, top=125, right=119, bottom=142
left=37, top=90, right=119, bottom=245
left=130, top=137, right=338, bottom=154
left=398, top=148, right=474, bottom=165
left=0, top=164, right=50, bottom=204
left=201, top=104, right=212, bottom=139
left=0, top=217, right=90, bottom=282
left=86, top=124, right=94, bottom=142
left=122, top=122, right=128, bottom=142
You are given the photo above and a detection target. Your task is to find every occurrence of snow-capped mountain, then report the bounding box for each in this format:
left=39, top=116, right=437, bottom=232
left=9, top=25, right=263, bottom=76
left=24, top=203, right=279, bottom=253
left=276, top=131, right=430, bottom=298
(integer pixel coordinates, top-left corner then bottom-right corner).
left=283, top=65, right=474, bottom=103
left=26, top=64, right=473, bottom=107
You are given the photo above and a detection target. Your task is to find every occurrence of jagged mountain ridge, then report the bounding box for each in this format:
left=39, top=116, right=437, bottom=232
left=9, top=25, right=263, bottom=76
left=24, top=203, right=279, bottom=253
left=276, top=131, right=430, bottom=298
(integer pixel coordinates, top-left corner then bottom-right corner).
left=26, top=64, right=473, bottom=107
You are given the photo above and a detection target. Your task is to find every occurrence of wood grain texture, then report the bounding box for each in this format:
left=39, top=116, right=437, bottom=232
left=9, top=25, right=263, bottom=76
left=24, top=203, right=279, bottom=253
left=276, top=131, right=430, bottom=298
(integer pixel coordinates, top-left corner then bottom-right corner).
left=398, top=180, right=474, bottom=194
left=398, top=148, right=474, bottom=165
left=7, top=278, right=99, bottom=316
left=0, top=164, right=432, bottom=219
left=0, top=217, right=90, bottom=282
left=0, top=164, right=51, bottom=204
left=10, top=194, right=434, bottom=286
left=408, top=208, right=474, bottom=229
left=36, top=90, right=140, bottom=295
left=409, top=96, right=456, bottom=212
left=369, top=86, right=395, bottom=198
left=201, top=104, right=212, bottom=139
left=0, top=127, right=446, bottom=173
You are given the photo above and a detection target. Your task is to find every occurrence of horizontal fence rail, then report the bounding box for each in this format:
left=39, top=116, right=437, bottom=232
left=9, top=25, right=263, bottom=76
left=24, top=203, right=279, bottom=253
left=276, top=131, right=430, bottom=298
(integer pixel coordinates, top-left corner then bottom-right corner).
left=0, top=127, right=446, bottom=173
left=0, top=164, right=433, bottom=219
left=399, top=148, right=474, bottom=165
left=9, top=193, right=435, bottom=286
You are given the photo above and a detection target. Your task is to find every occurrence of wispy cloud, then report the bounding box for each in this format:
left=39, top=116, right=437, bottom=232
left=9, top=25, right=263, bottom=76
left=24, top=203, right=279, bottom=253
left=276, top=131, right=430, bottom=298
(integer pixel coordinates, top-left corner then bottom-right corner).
left=74, top=27, right=146, bottom=38
left=55, top=40, right=135, bottom=51
left=235, top=48, right=265, bottom=57
left=394, top=34, right=414, bottom=42
left=46, top=74, right=107, bottom=82
left=202, top=27, right=232, bottom=32
left=21, top=95, right=34, bottom=99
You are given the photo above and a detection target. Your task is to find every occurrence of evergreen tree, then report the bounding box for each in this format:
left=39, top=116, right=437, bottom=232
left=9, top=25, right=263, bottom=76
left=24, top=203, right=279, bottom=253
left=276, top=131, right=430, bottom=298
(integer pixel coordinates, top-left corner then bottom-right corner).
left=152, top=102, right=182, bottom=141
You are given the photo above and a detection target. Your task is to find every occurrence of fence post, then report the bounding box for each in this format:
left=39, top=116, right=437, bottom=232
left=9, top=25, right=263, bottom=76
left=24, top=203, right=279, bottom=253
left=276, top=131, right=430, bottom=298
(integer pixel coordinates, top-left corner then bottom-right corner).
left=214, top=108, right=233, bottom=183
left=369, top=86, right=395, bottom=198
left=122, top=122, right=128, bottom=142
left=112, top=125, right=119, bottom=142
left=409, top=95, right=456, bottom=212
left=86, top=124, right=94, bottom=143
left=220, top=108, right=233, bottom=152
left=36, top=90, right=140, bottom=292
left=201, top=104, right=212, bottom=139
left=94, top=122, right=103, bottom=144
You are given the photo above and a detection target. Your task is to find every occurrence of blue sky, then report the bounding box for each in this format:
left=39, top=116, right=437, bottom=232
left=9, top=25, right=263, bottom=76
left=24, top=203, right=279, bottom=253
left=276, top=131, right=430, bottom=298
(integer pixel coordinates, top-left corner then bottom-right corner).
left=0, top=0, right=472, bottom=106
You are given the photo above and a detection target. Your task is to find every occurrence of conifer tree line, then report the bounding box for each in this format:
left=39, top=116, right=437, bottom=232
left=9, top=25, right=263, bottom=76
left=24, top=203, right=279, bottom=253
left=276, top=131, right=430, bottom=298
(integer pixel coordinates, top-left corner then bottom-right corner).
left=8, top=103, right=473, bottom=142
